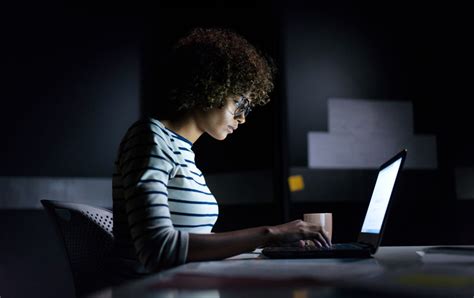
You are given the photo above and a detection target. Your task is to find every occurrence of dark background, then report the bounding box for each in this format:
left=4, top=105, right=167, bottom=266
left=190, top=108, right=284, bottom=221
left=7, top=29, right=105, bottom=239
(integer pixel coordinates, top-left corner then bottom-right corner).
left=0, top=2, right=473, bottom=298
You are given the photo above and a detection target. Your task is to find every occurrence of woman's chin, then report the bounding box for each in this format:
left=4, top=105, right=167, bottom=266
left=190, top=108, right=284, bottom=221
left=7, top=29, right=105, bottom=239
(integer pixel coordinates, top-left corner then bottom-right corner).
left=208, top=132, right=227, bottom=141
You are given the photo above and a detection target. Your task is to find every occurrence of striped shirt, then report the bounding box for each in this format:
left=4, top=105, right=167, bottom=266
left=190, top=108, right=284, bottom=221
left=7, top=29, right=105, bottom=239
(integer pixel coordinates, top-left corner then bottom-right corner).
left=109, top=117, right=218, bottom=278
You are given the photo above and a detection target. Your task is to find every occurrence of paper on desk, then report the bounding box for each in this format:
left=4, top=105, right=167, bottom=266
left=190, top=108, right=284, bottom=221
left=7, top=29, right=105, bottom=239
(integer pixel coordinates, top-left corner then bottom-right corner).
left=416, top=246, right=474, bottom=264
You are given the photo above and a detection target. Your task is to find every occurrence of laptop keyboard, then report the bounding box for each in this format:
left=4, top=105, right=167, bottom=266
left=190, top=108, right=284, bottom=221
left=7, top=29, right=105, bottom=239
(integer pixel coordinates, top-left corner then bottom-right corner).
left=266, top=243, right=365, bottom=252
left=314, top=243, right=363, bottom=250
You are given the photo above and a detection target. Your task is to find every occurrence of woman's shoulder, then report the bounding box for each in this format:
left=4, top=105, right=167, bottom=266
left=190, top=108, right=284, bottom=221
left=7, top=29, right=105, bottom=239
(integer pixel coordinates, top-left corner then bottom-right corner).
left=120, top=117, right=174, bottom=151
left=121, top=117, right=195, bottom=160
left=125, top=117, right=165, bottom=134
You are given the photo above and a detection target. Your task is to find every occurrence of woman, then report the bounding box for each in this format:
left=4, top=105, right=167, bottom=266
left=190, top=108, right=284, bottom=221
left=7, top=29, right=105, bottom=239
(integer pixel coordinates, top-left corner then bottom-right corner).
left=109, top=27, right=331, bottom=285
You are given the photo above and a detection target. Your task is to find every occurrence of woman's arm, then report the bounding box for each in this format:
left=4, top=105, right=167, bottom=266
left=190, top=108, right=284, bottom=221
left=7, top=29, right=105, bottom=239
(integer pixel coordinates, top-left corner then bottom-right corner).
left=186, top=220, right=331, bottom=262
left=187, top=226, right=271, bottom=261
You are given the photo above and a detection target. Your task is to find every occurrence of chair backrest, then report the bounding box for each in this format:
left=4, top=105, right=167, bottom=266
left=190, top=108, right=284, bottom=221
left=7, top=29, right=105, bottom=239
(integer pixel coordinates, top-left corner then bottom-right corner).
left=41, top=199, right=114, bottom=298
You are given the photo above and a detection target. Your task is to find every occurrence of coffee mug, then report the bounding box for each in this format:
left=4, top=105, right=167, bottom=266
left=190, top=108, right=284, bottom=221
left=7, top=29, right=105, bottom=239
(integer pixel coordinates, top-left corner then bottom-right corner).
left=303, top=213, right=333, bottom=242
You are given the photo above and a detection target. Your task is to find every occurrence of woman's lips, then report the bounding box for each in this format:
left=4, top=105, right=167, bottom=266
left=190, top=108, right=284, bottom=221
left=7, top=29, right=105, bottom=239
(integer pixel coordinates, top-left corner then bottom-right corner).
left=228, top=126, right=234, bottom=133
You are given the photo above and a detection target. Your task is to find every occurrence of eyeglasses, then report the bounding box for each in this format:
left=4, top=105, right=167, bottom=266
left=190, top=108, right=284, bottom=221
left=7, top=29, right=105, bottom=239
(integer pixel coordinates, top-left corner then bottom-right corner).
left=231, top=95, right=252, bottom=118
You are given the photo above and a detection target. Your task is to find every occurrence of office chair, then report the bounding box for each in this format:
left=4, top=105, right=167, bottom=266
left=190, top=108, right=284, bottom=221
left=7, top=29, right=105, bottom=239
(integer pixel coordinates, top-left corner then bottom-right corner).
left=41, top=199, right=114, bottom=298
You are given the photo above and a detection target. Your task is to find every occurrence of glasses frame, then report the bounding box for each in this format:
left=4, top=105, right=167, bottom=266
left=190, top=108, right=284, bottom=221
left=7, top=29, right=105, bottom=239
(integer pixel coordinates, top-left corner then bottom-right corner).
left=232, top=95, right=252, bottom=118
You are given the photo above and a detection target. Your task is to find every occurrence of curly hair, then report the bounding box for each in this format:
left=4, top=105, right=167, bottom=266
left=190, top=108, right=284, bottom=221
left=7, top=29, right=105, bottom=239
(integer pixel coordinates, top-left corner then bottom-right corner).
left=162, top=27, right=277, bottom=116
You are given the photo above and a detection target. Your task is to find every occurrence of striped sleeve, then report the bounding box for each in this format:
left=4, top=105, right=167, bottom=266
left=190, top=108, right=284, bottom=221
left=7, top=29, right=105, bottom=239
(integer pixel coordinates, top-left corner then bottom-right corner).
left=118, top=125, right=189, bottom=272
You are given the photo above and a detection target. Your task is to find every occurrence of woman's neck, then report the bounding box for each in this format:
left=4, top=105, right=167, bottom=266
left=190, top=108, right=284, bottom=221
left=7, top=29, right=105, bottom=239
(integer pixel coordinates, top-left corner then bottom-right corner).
left=160, top=117, right=203, bottom=144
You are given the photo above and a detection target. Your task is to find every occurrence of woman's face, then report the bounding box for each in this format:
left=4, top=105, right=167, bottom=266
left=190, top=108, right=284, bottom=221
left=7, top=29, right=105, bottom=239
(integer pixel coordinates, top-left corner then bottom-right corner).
left=197, top=93, right=250, bottom=141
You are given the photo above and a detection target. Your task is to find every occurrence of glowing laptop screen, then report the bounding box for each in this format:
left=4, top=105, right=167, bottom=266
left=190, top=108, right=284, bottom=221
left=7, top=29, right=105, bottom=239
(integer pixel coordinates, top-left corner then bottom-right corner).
left=361, top=157, right=402, bottom=234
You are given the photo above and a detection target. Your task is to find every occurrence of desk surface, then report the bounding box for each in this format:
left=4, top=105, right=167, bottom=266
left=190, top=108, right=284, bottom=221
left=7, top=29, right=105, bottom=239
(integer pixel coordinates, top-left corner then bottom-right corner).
left=88, top=246, right=474, bottom=298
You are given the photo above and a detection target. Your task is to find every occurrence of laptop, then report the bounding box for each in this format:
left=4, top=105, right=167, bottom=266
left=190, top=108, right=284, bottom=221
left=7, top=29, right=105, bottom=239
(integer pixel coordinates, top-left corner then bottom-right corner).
left=262, top=149, right=407, bottom=259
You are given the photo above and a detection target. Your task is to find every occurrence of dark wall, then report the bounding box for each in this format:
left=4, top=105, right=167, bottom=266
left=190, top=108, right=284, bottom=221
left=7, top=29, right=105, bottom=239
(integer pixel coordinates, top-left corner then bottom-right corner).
left=0, top=12, right=142, bottom=177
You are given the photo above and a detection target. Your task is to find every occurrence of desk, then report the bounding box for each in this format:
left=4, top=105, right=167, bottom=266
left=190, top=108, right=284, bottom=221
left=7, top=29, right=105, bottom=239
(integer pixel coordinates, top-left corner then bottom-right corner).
left=88, top=246, right=474, bottom=298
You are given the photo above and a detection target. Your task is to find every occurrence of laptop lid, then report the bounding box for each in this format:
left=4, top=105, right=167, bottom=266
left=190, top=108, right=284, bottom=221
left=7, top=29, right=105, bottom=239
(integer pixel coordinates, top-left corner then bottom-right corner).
left=357, top=149, right=407, bottom=254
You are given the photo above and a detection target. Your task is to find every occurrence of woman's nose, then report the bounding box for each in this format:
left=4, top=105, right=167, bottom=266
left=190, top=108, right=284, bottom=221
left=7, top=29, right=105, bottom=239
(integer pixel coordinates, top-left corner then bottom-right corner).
left=236, top=114, right=246, bottom=124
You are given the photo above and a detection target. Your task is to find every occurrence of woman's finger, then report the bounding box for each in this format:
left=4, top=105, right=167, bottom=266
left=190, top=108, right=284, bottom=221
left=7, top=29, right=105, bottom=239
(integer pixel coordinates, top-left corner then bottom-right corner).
left=315, top=232, right=330, bottom=248
left=322, top=229, right=332, bottom=246
left=312, top=239, right=323, bottom=248
left=317, top=229, right=332, bottom=247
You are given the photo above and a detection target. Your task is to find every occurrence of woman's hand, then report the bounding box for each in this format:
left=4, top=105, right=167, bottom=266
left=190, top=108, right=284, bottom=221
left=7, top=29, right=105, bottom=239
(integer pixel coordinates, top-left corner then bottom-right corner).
left=267, top=219, right=332, bottom=248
